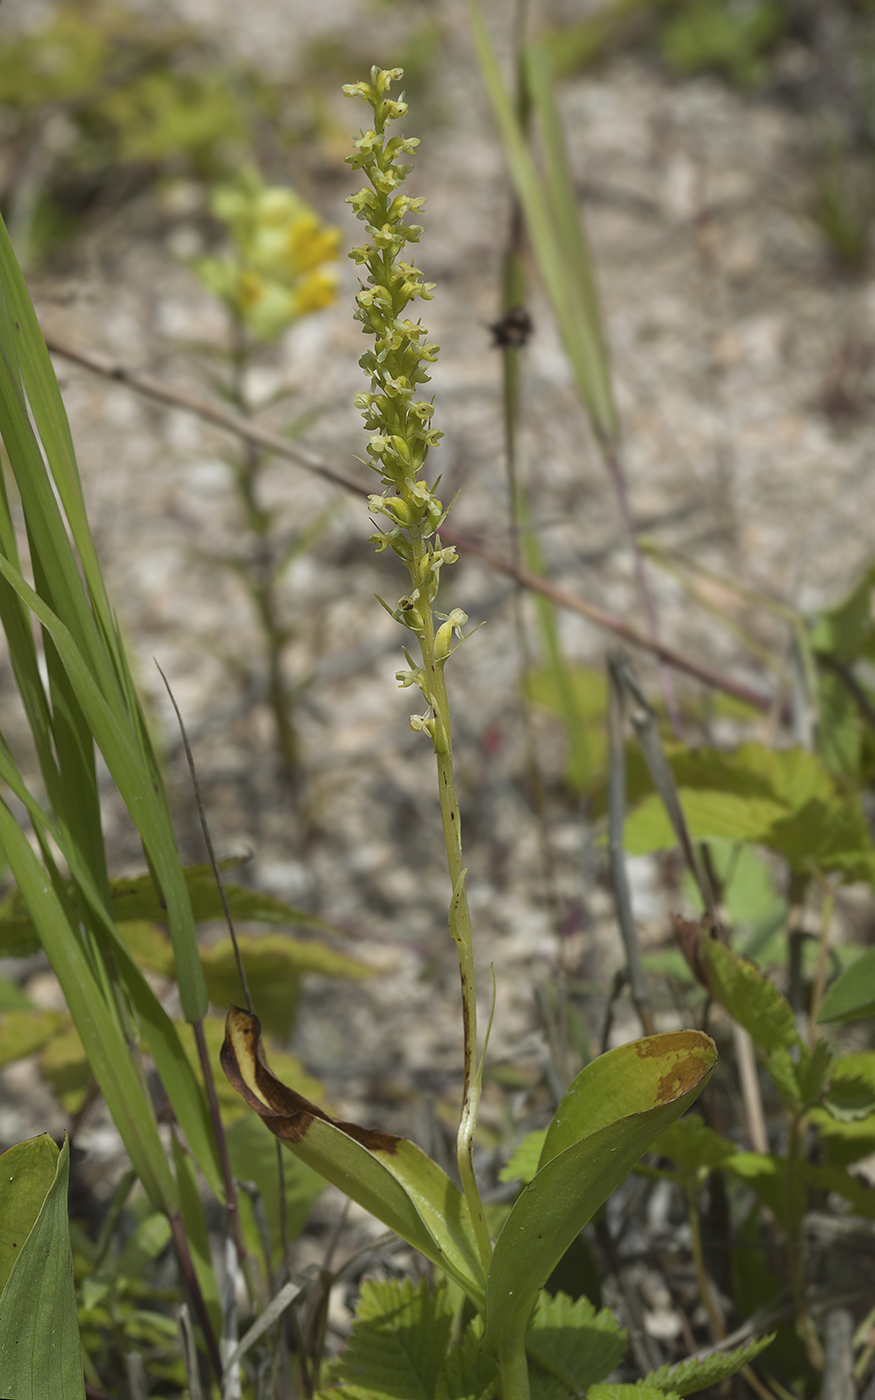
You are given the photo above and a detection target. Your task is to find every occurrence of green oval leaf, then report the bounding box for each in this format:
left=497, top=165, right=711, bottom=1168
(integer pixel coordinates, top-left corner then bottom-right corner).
left=0, top=1135, right=85, bottom=1399
left=483, top=1031, right=716, bottom=1359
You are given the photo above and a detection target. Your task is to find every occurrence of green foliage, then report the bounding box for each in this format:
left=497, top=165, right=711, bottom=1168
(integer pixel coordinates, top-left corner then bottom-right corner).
left=526, top=1291, right=627, bottom=1396
left=702, top=938, right=799, bottom=1053
left=642, top=1334, right=777, bottom=1396
left=0, top=1136, right=84, bottom=1399
left=337, top=1278, right=455, bottom=1399
left=615, top=740, right=875, bottom=881
left=0, top=1, right=262, bottom=262
left=660, top=0, right=785, bottom=86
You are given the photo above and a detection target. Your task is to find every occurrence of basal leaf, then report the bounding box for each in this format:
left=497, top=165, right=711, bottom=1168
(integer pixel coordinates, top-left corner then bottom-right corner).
left=0, top=1135, right=85, bottom=1399
left=643, top=1333, right=775, bottom=1396
left=221, top=1007, right=487, bottom=1306
left=526, top=1291, right=626, bottom=1394
left=484, top=1032, right=716, bottom=1361
left=0, top=1136, right=59, bottom=1297
left=540, top=1032, right=718, bottom=1167
left=702, top=939, right=798, bottom=1053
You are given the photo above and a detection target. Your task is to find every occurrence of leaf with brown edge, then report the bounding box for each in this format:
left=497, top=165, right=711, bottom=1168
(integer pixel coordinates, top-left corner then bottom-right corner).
left=221, top=1007, right=487, bottom=1308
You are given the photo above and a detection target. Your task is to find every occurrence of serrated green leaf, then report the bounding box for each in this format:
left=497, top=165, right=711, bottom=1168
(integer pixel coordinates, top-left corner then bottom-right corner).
left=498, top=1130, right=548, bottom=1186
left=766, top=1047, right=804, bottom=1113
left=643, top=1333, right=775, bottom=1396
left=816, top=669, right=862, bottom=777
left=526, top=1291, right=626, bottom=1394
left=589, top=1386, right=678, bottom=1400
left=804, top=1162, right=875, bottom=1218
left=0, top=1135, right=85, bottom=1399
left=824, top=1052, right=875, bottom=1121
left=436, top=1316, right=497, bottom=1400
left=338, top=1278, right=452, bottom=1400
left=702, top=940, right=798, bottom=1052
left=651, top=1116, right=738, bottom=1176
left=808, top=1107, right=875, bottom=1167
left=722, top=1153, right=804, bottom=1232
left=810, top=564, right=875, bottom=665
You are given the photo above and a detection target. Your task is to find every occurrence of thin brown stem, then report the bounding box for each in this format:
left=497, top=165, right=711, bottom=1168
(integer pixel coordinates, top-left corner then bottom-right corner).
left=44, top=333, right=781, bottom=716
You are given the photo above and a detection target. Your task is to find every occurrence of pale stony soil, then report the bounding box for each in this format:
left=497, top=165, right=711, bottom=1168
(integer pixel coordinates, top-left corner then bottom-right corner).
left=2, top=0, right=875, bottom=1358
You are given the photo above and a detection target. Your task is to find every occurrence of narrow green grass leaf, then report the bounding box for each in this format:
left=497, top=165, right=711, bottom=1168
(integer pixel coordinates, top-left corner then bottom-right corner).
left=0, top=1135, right=85, bottom=1399
left=0, top=550, right=207, bottom=1020
left=469, top=3, right=617, bottom=446
left=0, top=798, right=178, bottom=1214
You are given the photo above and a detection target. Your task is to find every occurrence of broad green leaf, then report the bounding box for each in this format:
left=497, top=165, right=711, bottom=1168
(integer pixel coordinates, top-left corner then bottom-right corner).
left=624, top=790, right=787, bottom=856
left=201, top=934, right=372, bottom=1038
left=498, top=1129, right=547, bottom=1186
left=0, top=1009, right=65, bottom=1068
left=483, top=1032, right=716, bottom=1359
left=337, top=1278, right=452, bottom=1399
left=702, top=939, right=798, bottom=1053
left=818, top=944, right=875, bottom=1022
left=540, top=1032, right=718, bottom=1167
left=82, top=1213, right=172, bottom=1309
left=808, top=1108, right=875, bottom=1167
left=816, top=669, right=862, bottom=778
left=526, top=1291, right=626, bottom=1394
left=0, top=1135, right=85, bottom=1399
left=221, top=1007, right=487, bottom=1307
left=643, top=1334, right=775, bottom=1397
left=0, top=1136, right=59, bottom=1296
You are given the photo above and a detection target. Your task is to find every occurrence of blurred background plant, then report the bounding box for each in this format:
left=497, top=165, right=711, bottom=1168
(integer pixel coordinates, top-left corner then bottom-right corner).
left=185, top=167, right=342, bottom=780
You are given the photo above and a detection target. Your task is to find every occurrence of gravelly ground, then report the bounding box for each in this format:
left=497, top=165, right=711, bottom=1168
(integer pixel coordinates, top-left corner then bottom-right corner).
left=2, top=0, right=875, bottom=1352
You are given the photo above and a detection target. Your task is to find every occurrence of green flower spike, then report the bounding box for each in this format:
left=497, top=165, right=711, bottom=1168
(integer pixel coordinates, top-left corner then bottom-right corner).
left=344, top=67, right=493, bottom=1272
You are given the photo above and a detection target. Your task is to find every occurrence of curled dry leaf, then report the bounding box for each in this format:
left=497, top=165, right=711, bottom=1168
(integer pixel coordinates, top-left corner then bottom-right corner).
left=221, top=1004, right=400, bottom=1153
